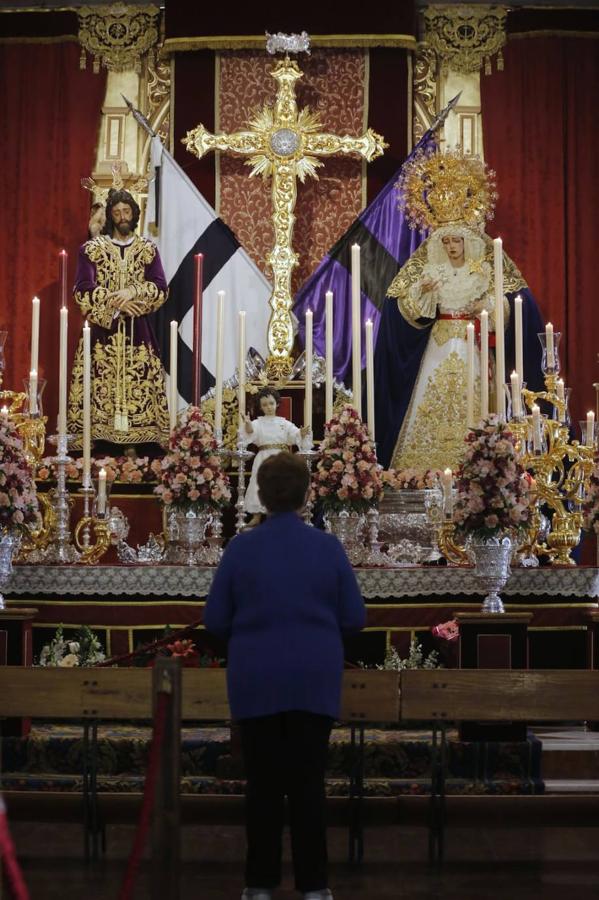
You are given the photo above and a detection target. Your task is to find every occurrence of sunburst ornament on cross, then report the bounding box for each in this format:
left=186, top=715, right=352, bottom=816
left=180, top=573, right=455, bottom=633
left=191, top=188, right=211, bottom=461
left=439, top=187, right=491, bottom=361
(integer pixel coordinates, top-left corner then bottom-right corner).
left=183, top=39, right=387, bottom=380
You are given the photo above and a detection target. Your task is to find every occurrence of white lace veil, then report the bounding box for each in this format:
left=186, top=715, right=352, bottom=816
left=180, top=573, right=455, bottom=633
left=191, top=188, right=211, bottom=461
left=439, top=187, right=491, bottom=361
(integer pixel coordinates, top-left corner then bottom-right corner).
left=426, top=224, right=486, bottom=266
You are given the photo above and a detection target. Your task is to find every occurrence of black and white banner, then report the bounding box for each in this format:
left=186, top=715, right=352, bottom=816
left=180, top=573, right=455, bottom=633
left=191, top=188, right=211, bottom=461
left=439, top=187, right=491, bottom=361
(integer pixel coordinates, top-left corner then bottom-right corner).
left=145, top=136, right=271, bottom=404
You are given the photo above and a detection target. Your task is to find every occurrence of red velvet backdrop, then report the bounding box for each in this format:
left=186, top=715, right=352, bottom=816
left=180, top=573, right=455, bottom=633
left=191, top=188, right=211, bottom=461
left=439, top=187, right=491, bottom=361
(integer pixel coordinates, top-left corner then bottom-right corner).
left=0, top=42, right=106, bottom=430
left=481, top=37, right=599, bottom=426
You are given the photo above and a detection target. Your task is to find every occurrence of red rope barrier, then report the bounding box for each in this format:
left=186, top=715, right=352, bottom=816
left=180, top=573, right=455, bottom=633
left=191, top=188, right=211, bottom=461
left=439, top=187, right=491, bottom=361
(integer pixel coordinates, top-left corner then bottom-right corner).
left=118, top=690, right=170, bottom=900
left=96, top=619, right=202, bottom=668
left=0, top=795, right=30, bottom=900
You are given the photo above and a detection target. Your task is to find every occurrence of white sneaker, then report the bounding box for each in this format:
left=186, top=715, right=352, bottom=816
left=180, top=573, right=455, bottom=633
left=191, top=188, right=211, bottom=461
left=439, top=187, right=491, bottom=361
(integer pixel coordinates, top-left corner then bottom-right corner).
left=304, top=892, right=333, bottom=899
left=241, top=890, right=273, bottom=900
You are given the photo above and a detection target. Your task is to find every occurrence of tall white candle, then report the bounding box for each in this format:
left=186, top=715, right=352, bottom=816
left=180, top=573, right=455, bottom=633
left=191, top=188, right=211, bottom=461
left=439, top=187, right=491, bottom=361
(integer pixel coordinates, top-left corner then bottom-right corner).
left=510, top=370, right=522, bottom=418
left=325, top=290, right=334, bottom=423
left=532, top=404, right=542, bottom=452
left=29, top=370, right=38, bottom=416
left=493, top=238, right=505, bottom=420
left=31, top=296, right=40, bottom=375
left=304, top=310, right=313, bottom=431
left=82, top=322, right=91, bottom=486
left=480, top=310, right=489, bottom=419
left=545, top=322, right=555, bottom=369
left=365, top=319, right=375, bottom=442
left=238, top=311, right=246, bottom=423
left=351, top=243, right=362, bottom=417
left=58, top=305, right=68, bottom=441
left=442, top=467, right=453, bottom=515
left=169, top=320, right=178, bottom=433
left=587, top=411, right=596, bottom=447
left=214, top=291, right=225, bottom=437
left=466, top=322, right=475, bottom=428
left=97, top=467, right=107, bottom=516
left=514, top=294, right=523, bottom=383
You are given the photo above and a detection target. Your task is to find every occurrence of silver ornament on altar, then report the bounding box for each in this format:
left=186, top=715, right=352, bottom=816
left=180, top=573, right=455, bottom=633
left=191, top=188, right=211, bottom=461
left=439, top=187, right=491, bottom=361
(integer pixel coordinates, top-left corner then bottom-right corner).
left=0, top=532, right=20, bottom=610
left=265, top=31, right=311, bottom=56
left=377, top=489, right=443, bottom=564
left=467, top=533, right=512, bottom=614
left=117, top=533, right=166, bottom=564
left=106, top=505, right=130, bottom=545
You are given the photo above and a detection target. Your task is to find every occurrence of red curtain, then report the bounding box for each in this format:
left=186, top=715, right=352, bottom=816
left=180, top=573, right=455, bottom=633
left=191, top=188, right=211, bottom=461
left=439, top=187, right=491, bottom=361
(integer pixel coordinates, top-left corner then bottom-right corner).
left=481, top=37, right=599, bottom=426
left=0, top=41, right=106, bottom=428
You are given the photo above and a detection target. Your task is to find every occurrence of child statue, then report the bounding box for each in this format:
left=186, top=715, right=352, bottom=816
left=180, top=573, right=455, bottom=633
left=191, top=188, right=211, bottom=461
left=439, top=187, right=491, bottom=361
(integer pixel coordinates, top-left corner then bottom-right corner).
left=241, top=387, right=313, bottom=526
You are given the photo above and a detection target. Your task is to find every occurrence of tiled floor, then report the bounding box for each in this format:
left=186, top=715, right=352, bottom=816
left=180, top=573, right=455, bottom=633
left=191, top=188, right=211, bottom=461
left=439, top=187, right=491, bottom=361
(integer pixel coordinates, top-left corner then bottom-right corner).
left=9, top=821, right=599, bottom=899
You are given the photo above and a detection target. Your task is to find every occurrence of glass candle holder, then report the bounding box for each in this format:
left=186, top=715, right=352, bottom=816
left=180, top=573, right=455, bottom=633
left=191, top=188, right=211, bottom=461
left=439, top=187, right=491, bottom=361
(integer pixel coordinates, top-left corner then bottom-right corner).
left=537, top=331, right=562, bottom=375
left=22, top=376, right=47, bottom=418
left=579, top=420, right=597, bottom=449
left=504, top=381, right=527, bottom=421
left=552, top=386, right=571, bottom=426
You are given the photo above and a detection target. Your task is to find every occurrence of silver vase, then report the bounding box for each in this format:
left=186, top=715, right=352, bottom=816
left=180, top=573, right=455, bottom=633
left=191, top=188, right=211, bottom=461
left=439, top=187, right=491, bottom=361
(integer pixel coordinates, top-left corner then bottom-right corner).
left=324, top=509, right=366, bottom=564
left=173, top=509, right=212, bottom=566
left=0, top=532, right=21, bottom=610
left=467, top=533, right=512, bottom=614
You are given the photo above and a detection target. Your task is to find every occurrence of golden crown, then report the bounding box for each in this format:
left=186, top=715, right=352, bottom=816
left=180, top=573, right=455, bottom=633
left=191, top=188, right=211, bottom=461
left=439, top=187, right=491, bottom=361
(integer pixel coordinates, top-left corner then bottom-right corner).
left=397, top=147, right=497, bottom=232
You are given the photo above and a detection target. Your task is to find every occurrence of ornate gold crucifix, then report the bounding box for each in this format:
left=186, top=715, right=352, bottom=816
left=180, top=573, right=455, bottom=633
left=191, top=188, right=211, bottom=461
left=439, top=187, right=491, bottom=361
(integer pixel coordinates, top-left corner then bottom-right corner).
left=183, top=56, right=387, bottom=380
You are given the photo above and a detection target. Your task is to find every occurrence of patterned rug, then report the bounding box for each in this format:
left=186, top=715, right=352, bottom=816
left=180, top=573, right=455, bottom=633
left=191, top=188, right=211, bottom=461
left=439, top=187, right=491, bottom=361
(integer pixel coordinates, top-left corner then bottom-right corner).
left=0, top=724, right=544, bottom=796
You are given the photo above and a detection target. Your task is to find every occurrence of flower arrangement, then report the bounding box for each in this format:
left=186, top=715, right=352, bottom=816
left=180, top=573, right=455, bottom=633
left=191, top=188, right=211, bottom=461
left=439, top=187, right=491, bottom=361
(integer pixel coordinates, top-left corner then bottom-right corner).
left=0, top=415, right=39, bottom=532
left=453, top=417, right=532, bottom=540
left=37, top=624, right=105, bottom=667
left=382, top=467, right=441, bottom=491
left=584, top=462, right=599, bottom=534
left=313, top=404, right=383, bottom=513
left=154, top=406, right=231, bottom=511
left=375, top=640, right=442, bottom=671
left=37, top=454, right=159, bottom=484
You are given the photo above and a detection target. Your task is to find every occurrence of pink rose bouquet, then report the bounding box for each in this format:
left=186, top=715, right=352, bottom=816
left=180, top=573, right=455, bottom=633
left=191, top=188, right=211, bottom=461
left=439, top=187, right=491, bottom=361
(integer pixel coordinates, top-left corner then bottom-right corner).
left=154, top=406, right=231, bottom=511
left=313, top=405, right=383, bottom=513
left=0, top=416, right=39, bottom=532
left=453, top=416, right=532, bottom=540
left=382, top=467, right=441, bottom=491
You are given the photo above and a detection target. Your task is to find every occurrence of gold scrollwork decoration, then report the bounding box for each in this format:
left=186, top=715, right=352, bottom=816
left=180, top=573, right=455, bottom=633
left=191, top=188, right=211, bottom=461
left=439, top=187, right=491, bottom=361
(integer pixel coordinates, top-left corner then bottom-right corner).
left=413, top=45, right=438, bottom=145
left=78, top=3, right=160, bottom=73
left=424, top=5, right=507, bottom=76
left=74, top=516, right=112, bottom=565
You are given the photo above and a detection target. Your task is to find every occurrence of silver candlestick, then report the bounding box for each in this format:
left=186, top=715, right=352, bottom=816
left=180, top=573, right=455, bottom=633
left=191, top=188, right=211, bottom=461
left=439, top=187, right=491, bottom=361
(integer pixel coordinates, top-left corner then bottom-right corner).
left=297, top=447, right=319, bottom=526
left=35, top=434, right=80, bottom=563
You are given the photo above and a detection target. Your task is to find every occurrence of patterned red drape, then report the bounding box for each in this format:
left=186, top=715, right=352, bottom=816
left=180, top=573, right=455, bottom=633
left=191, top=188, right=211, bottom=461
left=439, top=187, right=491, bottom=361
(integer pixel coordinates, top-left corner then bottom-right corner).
left=481, top=37, right=599, bottom=425
left=0, top=42, right=105, bottom=428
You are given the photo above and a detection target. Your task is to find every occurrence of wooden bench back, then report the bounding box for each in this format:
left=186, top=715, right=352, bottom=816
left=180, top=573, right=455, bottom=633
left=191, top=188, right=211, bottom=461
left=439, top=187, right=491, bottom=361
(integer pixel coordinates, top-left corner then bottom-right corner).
left=400, top=669, right=599, bottom=722
left=0, top=668, right=400, bottom=723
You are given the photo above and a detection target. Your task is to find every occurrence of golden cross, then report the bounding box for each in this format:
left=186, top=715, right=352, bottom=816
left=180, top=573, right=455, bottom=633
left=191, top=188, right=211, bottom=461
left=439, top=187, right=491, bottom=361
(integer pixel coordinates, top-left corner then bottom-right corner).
left=183, top=56, right=387, bottom=380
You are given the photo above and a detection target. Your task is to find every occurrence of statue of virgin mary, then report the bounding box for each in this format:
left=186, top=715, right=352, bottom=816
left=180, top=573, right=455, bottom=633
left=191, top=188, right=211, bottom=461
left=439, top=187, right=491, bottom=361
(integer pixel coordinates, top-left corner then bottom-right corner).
left=377, top=148, right=544, bottom=472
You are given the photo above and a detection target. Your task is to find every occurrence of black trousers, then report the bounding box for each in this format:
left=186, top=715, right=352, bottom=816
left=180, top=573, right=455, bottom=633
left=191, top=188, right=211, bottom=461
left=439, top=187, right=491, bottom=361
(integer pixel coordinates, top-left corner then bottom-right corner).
left=239, top=710, right=333, bottom=893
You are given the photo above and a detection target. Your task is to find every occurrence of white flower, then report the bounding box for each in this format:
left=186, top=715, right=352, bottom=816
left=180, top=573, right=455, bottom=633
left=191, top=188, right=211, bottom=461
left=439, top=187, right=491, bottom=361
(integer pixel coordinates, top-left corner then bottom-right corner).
left=58, top=653, right=80, bottom=667
left=68, top=641, right=80, bottom=654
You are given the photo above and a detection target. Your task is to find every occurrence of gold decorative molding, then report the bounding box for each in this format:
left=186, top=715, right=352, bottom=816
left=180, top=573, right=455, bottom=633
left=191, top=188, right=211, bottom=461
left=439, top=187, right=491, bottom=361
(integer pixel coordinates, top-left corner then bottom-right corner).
left=424, top=5, right=507, bottom=76
left=77, top=3, right=160, bottom=73
left=163, top=33, right=417, bottom=53
left=412, top=44, right=438, bottom=146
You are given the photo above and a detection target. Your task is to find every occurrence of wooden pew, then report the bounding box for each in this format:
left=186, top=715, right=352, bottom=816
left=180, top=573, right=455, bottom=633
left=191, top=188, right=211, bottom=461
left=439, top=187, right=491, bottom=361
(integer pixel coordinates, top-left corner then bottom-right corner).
left=400, top=669, right=599, bottom=864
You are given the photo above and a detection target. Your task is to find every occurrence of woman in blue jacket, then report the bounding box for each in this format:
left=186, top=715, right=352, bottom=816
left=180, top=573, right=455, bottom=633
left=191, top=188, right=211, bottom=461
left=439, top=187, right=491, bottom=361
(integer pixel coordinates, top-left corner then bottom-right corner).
left=204, top=452, right=366, bottom=900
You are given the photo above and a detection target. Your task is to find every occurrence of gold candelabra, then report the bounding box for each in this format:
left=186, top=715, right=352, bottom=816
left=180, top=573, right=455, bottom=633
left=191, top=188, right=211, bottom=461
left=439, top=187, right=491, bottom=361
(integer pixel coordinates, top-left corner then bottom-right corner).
left=516, top=372, right=594, bottom=565
left=436, top=371, right=594, bottom=568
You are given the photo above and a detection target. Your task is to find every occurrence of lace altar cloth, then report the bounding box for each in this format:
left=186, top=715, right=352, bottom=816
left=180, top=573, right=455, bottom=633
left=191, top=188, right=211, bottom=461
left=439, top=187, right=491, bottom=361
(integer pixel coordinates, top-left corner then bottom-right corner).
left=6, top=565, right=599, bottom=600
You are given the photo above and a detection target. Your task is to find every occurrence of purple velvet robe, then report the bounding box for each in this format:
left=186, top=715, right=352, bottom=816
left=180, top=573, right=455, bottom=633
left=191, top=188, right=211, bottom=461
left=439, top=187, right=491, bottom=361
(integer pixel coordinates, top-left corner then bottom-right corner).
left=67, top=234, right=170, bottom=448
